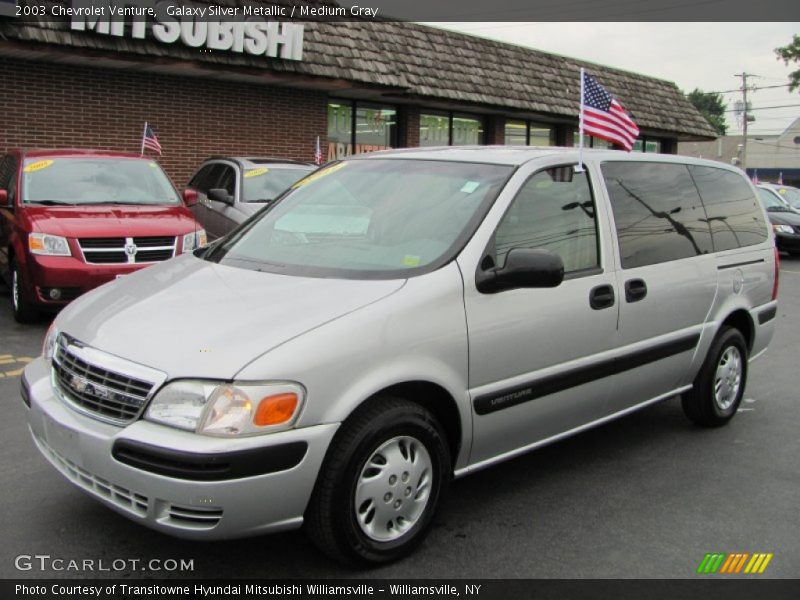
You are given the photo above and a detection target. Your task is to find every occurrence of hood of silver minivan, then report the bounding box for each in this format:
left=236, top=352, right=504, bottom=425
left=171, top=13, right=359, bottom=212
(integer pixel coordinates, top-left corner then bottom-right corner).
left=56, top=254, right=406, bottom=380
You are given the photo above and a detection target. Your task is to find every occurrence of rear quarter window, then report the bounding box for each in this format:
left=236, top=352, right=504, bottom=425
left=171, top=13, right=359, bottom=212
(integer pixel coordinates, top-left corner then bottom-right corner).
left=688, top=166, right=769, bottom=252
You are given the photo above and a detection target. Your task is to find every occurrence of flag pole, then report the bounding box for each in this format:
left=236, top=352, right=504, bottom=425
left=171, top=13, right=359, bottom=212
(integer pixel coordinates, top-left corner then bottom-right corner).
left=140, top=122, right=147, bottom=156
left=577, top=68, right=585, bottom=172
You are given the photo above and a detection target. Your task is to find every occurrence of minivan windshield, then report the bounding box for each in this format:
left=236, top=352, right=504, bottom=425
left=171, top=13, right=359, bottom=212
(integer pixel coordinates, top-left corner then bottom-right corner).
left=756, top=187, right=794, bottom=212
left=206, top=159, right=513, bottom=278
left=22, top=157, right=181, bottom=206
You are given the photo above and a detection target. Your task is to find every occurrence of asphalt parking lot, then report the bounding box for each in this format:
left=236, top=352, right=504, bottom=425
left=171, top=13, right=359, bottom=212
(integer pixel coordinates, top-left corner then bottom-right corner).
left=0, top=264, right=798, bottom=580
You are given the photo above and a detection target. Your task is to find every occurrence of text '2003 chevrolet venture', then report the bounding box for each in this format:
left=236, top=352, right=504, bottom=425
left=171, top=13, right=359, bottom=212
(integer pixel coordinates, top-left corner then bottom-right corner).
left=22, top=147, right=777, bottom=565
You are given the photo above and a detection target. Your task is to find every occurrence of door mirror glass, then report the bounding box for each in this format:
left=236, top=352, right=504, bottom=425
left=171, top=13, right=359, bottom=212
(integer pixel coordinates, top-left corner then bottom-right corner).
left=208, top=188, right=234, bottom=205
left=477, top=247, right=564, bottom=293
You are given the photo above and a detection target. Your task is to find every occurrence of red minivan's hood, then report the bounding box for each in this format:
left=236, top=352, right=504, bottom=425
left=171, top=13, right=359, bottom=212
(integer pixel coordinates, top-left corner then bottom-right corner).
left=25, top=205, right=199, bottom=237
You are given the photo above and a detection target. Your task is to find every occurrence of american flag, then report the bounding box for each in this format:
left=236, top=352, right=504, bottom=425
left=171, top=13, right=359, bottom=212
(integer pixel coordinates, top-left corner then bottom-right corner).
left=581, top=72, right=639, bottom=151
left=142, top=123, right=162, bottom=155
left=314, top=135, right=323, bottom=165
left=751, top=170, right=759, bottom=185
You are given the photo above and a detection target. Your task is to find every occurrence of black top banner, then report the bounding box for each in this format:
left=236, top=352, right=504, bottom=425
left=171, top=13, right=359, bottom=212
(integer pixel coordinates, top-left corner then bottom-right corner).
left=3, top=0, right=799, bottom=22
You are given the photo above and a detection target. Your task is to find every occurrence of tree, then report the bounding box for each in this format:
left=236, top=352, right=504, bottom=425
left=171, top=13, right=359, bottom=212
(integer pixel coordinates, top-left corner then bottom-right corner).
left=775, top=34, right=800, bottom=92
left=687, top=88, right=727, bottom=136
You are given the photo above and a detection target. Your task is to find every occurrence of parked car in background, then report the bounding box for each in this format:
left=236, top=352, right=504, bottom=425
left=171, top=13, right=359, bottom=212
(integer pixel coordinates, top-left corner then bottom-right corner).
left=24, top=148, right=776, bottom=565
left=0, top=149, right=206, bottom=322
left=755, top=184, right=800, bottom=255
left=757, top=182, right=800, bottom=211
left=186, top=157, right=315, bottom=240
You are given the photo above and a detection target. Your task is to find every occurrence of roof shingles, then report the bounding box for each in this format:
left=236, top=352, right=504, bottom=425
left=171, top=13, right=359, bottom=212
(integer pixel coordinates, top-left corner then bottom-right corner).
left=0, top=8, right=716, bottom=139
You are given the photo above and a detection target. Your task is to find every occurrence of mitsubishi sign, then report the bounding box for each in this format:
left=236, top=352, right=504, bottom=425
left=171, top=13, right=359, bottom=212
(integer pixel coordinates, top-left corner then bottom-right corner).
left=69, top=1, right=304, bottom=61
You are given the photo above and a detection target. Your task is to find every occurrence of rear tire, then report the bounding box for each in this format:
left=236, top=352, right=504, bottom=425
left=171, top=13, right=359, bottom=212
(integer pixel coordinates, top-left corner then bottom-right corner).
left=305, top=396, right=450, bottom=566
left=11, top=258, right=38, bottom=324
left=681, top=326, right=747, bottom=427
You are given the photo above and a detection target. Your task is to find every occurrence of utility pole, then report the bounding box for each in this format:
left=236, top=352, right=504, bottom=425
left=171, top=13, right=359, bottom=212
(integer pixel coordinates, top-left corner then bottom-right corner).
left=735, top=72, right=750, bottom=171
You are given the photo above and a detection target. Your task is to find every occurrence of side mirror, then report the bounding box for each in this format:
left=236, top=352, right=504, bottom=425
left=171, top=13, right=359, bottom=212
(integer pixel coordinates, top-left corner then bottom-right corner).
left=0, top=190, right=8, bottom=206
left=208, top=188, right=234, bottom=205
left=476, top=248, right=564, bottom=294
left=182, top=188, right=199, bottom=207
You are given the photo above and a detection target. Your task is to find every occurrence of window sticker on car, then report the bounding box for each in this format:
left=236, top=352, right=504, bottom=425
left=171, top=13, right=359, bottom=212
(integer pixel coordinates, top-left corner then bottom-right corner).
left=403, top=255, right=421, bottom=267
left=245, top=167, right=269, bottom=178
left=292, top=162, right=347, bottom=189
left=460, top=181, right=480, bottom=193
left=23, top=160, right=54, bottom=173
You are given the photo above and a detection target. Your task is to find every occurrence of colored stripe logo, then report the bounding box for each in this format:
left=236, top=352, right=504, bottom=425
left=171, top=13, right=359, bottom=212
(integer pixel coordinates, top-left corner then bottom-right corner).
left=697, top=553, right=773, bottom=574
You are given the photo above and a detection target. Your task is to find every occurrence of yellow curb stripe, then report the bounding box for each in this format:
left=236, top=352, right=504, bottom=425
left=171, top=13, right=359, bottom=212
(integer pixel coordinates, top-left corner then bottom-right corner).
left=2, top=368, right=24, bottom=377
left=0, top=359, right=15, bottom=365
left=758, top=554, right=773, bottom=573
left=749, top=554, right=766, bottom=573
left=0, top=354, right=12, bottom=360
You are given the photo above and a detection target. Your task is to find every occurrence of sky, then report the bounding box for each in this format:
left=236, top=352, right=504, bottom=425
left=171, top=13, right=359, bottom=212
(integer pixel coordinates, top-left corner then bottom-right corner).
left=428, top=22, right=799, bottom=137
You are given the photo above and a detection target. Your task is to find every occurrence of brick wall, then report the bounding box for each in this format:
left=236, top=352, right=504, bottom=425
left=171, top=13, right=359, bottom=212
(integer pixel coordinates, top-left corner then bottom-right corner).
left=0, top=58, right=328, bottom=186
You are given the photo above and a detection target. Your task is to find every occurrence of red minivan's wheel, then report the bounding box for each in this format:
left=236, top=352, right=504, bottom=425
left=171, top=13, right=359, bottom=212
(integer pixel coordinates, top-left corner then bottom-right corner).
left=11, top=258, right=39, bottom=323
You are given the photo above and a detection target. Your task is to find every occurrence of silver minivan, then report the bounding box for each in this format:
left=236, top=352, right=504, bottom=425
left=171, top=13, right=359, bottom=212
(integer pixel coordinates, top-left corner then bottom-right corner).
left=22, top=147, right=778, bottom=565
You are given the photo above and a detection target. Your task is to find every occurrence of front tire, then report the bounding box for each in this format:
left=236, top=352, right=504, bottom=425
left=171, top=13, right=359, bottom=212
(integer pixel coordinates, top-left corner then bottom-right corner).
left=305, top=397, right=450, bottom=565
left=11, top=258, right=38, bottom=324
left=681, top=326, right=747, bottom=427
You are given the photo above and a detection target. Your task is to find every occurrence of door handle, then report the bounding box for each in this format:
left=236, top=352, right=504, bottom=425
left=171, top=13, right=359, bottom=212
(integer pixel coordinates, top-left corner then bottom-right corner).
left=624, top=279, right=648, bottom=303
left=589, top=284, right=615, bottom=310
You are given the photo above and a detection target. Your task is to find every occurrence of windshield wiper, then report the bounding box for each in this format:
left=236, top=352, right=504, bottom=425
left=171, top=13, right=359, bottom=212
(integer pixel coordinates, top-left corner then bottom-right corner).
left=27, top=200, right=77, bottom=206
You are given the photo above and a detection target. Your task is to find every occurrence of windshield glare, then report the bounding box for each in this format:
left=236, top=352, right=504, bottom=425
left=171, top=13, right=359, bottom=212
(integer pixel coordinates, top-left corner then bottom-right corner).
left=242, top=166, right=315, bottom=202
left=209, top=159, right=512, bottom=277
left=22, top=158, right=181, bottom=206
left=776, top=186, right=800, bottom=208
left=756, top=187, right=788, bottom=210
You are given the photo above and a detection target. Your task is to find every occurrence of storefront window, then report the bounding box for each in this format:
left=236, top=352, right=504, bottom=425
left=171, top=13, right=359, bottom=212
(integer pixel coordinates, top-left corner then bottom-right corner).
left=328, top=102, right=352, bottom=146
left=420, top=113, right=450, bottom=147
left=356, top=105, right=396, bottom=149
left=645, top=140, right=661, bottom=153
left=452, top=114, right=484, bottom=145
left=505, top=120, right=554, bottom=146
left=529, top=123, right=553, bottom=146
left=420, top=112, right=485, bottom=146
left=505, top=120, right=527, bottom=146
left=327, top=100, right=396, bottom=161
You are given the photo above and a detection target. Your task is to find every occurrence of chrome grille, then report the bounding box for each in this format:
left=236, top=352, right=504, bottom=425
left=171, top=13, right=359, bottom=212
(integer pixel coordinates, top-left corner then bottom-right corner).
left=79, top=236, right=176, bottom=264
left=52, top=335, right=155, bottom=425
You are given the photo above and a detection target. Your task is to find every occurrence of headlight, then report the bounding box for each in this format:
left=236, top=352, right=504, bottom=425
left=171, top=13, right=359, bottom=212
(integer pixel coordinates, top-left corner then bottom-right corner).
left=144, top=380, right=304, bottom=436
left=773, top=224, right=794, bottom=234
left=29, top=233, right=71, bottom=256
left=182, top=229, right=208, bottom=253
left=42, top=323, right=59, bottom=362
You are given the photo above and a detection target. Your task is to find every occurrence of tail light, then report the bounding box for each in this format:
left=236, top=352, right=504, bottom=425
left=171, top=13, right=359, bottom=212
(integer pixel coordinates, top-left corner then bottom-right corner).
left=772, top=246, right=780, bottom=301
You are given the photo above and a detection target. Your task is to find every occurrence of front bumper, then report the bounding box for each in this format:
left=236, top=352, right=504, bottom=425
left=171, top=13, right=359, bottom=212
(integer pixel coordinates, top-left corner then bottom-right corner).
left=774, top=232, right=800, bottom=253
left=22, top=357, right=338, bottom=540
left=22, top=254, right=149, bottom=308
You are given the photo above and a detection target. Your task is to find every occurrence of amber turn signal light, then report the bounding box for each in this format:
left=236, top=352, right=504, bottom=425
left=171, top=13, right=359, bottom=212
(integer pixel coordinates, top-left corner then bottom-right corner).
left=253, top=393, right=298, bottom=427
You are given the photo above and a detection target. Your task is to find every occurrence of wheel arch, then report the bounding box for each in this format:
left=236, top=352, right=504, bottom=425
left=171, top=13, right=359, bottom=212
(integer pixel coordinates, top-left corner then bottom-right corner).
left=719, top=308, right=755, bottom=353
left=339, top=380, right=463, bottom=471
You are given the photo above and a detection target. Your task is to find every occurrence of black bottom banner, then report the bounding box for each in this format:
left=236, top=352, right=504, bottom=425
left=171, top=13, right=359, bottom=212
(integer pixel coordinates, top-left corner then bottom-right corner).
left=3, top=579, right=800, bottom=600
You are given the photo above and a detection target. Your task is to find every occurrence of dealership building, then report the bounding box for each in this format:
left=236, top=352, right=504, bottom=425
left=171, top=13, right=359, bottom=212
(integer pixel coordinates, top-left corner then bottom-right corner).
left=0, top=5, right=717, bottom=185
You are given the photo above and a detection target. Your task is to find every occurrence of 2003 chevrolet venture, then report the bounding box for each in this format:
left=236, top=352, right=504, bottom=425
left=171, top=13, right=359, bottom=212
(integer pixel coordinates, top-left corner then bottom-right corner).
left=22, top=147, right=778, bottom=564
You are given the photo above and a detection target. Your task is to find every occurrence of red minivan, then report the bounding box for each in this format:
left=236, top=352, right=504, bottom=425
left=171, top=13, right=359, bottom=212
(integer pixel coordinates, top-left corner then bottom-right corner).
left=0, top=149, right=204, bottom=322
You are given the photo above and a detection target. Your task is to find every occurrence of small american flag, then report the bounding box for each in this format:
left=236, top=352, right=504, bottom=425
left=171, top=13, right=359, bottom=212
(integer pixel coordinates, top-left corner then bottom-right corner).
left=581, top=72, right=639, bottom=152
left=141, top=123, right=162, bottom=155
left=751, top=170, right=759, bottom=185
left=778, top=172, right=784, bottom=185
left=314, top=135, right=323, bottom=165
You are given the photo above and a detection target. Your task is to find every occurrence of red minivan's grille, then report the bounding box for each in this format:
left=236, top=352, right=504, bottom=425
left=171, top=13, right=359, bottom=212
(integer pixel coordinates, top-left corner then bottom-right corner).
left=78, top=236, right=176, bottom=264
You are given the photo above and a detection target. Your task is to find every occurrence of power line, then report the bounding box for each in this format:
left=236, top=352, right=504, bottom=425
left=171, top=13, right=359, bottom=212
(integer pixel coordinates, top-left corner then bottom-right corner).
left=696, top=84, right=791, bottom=95
left=723, top=103, right=800, bottom=113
